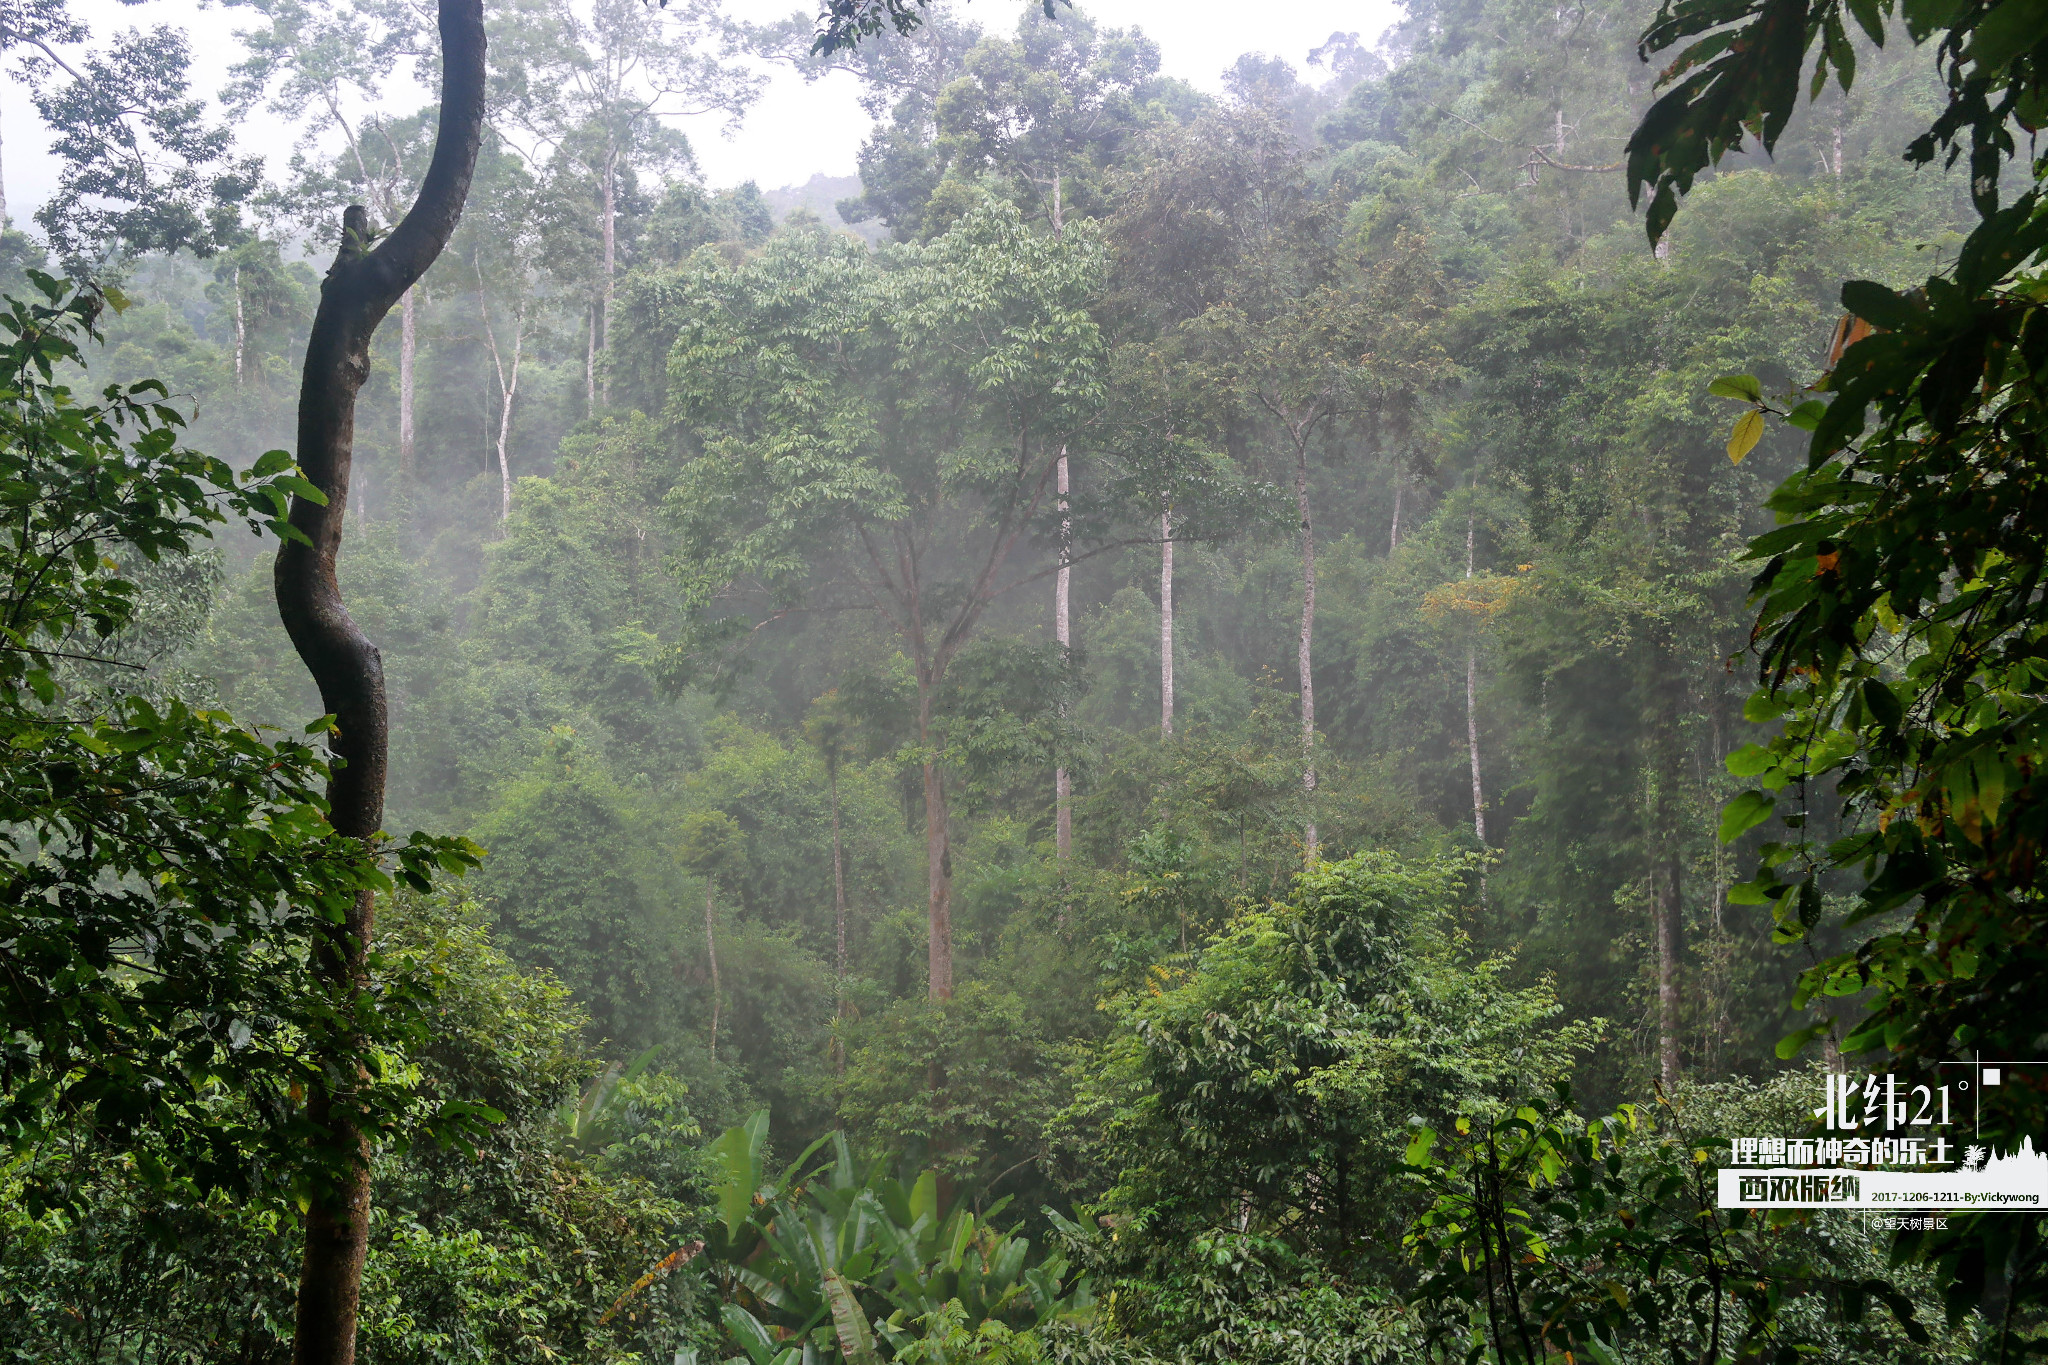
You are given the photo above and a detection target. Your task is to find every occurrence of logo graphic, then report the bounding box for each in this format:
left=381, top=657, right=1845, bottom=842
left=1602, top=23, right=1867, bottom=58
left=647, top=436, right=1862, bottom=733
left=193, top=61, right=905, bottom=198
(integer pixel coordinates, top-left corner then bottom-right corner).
left=1716, top=1062, right=2045, bottom=1211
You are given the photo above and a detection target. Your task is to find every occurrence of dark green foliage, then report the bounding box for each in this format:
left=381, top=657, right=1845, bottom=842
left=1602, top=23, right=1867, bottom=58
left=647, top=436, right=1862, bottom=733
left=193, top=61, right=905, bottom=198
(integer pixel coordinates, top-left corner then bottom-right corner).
left=0, top=281, right=479, bottom=1215
left=26, top=27, right=260, bottom=264
left=1059, top=851, right=1598, bottom=1357
left=1, top=893, right=707, bottom=1364
left=9, top=0, right=2041, bottom=1353
left=472, top=735, right=683, bottom=1052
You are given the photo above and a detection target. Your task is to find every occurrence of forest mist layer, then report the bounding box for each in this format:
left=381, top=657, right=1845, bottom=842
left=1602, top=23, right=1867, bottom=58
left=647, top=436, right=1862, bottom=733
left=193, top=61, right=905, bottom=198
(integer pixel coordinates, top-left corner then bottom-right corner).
left=1, top=0, right=2013, bottom=1357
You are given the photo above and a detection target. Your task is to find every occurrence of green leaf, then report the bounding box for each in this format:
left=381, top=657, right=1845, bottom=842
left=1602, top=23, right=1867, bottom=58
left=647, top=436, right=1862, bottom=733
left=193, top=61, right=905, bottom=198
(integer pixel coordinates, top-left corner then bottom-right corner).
left=248, top=449, right=295, bottom=478
left=1966, top=0, right=2048, bottom=73
left=721, top=1305, right=779, bottom=1365
left=1726, top=743, right=1776, bottom=777
left=1709, top=373, right=1763, bottom=402
left=1861, top=678, right=1903, bottom=727
left=1727, top=878, right=1774, bottom=906
left=1776, top=1022, right=1825, bottom=1060
left=1719, top=790, right=1777, bottom=843
left=824, top=1271, right=880, bottom=1365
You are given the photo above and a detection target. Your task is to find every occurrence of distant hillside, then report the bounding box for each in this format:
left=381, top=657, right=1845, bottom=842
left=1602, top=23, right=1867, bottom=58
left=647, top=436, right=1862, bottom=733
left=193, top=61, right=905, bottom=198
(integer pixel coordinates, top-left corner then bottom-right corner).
left=761, top=173, right=887, bottom=245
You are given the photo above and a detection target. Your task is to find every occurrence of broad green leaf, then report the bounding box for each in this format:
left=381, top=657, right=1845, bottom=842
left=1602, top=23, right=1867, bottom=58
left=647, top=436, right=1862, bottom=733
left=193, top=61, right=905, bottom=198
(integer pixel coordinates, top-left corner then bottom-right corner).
left=721, top=1305, right=778, bottom=1365
left=1839, top=279, right=1921, bottom=330
left=1708, top=373, right=1762, bottom=402
left=1966, top=0, right=2048, bottom=73
left=1719, top=790, right=1776, bottom=843
left=824, top=1271, right=880, bottom=1365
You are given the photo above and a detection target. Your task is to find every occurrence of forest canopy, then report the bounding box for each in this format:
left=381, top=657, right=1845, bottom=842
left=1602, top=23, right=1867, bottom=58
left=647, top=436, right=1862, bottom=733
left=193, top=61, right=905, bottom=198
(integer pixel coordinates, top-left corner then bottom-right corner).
left=3, top=0, right=2046, bottom=1358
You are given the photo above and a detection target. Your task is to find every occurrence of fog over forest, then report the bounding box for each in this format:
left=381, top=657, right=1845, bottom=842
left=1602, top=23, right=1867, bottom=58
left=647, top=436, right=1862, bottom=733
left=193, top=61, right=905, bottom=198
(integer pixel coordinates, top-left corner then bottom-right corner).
left=5, top=0, right=2045, bottom=1358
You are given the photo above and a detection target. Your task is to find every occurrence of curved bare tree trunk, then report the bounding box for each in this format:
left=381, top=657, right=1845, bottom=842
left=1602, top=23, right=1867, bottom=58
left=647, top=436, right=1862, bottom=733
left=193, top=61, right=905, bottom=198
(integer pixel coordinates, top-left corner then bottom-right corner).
left=273, top=1, right=485, bottom=1360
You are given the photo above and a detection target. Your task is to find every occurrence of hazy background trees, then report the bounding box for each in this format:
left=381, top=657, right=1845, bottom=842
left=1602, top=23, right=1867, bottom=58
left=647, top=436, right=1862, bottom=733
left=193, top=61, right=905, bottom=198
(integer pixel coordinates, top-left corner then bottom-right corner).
left=0, top=0, right=1996, bottom=1356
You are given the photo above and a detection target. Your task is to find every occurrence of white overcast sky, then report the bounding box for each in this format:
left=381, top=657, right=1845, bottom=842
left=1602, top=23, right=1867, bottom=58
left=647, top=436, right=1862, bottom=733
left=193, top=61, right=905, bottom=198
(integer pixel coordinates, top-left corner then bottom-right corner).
left=0, top=0, right=1401, bottom=225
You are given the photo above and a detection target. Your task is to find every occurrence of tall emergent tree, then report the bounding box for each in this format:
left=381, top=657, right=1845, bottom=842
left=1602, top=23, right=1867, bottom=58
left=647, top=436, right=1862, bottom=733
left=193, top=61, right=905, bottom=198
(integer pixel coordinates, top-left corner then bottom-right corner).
left=491, top=0, right=756, bottom=406
left=272, top=0, right=485, bottom=1356
left=660, top=206, right=1103, bottom=999
left=1114, top=103, right=1445, bottom=859
left=229, top=0, right=439, bottom=475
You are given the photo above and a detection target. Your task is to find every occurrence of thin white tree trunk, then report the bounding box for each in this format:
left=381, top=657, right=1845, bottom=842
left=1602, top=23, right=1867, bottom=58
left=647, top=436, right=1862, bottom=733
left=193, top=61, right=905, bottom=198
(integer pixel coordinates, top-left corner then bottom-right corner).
left=474, top=261, right=525, bottom=524
left=585, top=304, right=597, bottom=411
left=1465, top=511, right=1485, bottom=845
left=1296, top=448, right=1317, bottom=860
left=398, top=287, right=417, bottom=477
left=1656, top=859, right=1681, bottom=1088
left=1054, top=449, right=1072, bottom=861
left=493, top=323, right=522, bottom=522
left=1160, top=506, right=1175, bottom=737
left=705, top=877, right=721, bottom=1064
left=600, top=151, right=616, bottom=408
left=831, top=767, right=848, bottom=1041
left=1388, top=484, right=1403, bottom=553
left=232, top=266, right=245, bottom=385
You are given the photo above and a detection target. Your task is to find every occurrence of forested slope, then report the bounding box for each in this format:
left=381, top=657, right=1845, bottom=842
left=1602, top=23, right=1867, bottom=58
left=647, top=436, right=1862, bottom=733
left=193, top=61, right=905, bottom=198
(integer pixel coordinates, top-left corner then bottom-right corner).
left=1, top=0, right=2022, bottom=1357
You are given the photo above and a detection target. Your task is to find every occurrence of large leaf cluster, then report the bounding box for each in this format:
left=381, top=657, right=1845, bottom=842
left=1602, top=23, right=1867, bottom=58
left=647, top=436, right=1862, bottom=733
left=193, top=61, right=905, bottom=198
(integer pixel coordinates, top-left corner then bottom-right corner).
left=1628, top=0, right=2048, bottom=238
left=700, top=1111, right=1090, bottom=1365
left=0, top=280, right=479, bottom=1212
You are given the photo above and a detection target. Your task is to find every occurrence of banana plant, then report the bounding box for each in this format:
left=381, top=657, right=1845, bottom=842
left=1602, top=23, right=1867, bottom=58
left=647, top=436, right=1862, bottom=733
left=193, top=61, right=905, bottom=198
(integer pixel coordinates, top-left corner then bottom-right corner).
left=696, top=1113, right=1091, bottom=1365
left=557, top=1044, right=660, bottom=1151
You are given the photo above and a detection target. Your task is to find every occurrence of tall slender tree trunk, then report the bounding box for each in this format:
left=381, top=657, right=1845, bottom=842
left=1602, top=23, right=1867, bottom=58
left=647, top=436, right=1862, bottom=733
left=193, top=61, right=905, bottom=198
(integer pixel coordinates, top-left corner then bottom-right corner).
left=585, top=303, right=597, bottom=412
left=1465, top=511, right=1484, bottom=845
left=1655, top=856, right=1682, bottom=1089
left=1, top=104, right=8, bottom=224
left=1160, top=506, right=1174, bottom=737
left=704, top=877, right=721, bottom=1064
left=232, top=267, right=246, bottom=385
left=919, top=688, right=952, bottom=1000
left=1054, top=450, right=1071, bottom=860
left=475, top=275, right=524, bottom=524
left=599, top=151, right=616, bottom=408
left=1388, top=483, right=1404, bottom=554
left=274, top=3, right=484, bottom=1361
left=397, top=288, right=416, bottom=477
left=1295, top=447, right=1318, bottom=861
left=829, top=763, right=847, bottom=1074
left=1648, top=637, right=1687, bottom=1091
left=492, top=327, right=520, bottom=522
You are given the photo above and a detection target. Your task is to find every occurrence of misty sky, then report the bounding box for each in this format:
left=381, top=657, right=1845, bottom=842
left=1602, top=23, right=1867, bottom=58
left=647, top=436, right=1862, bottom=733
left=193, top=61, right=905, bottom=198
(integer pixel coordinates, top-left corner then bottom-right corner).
left=0, top=0, right=1400, bottom=225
